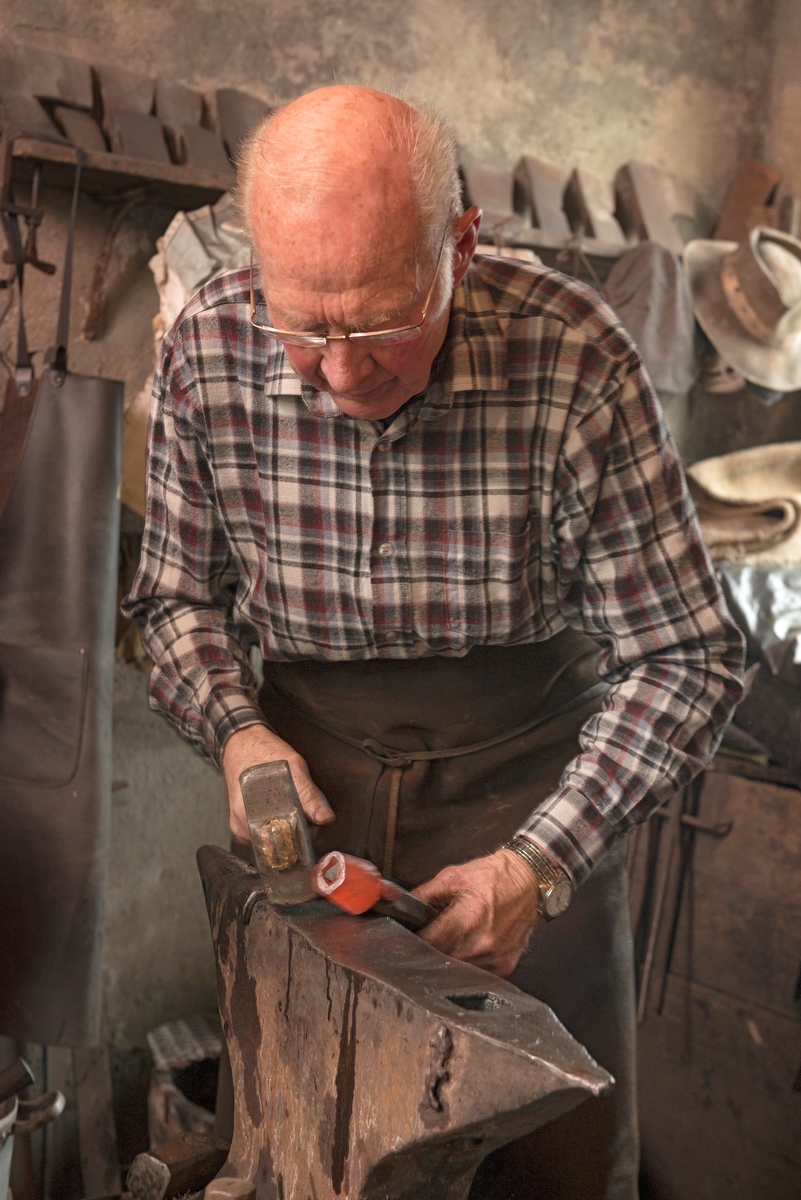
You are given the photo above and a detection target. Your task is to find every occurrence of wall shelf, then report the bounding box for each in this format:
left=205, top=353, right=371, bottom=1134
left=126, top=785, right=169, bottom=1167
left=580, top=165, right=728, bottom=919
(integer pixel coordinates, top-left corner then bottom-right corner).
left=10, top=135, right=235, bottom=209
left=478, top=226, right=626, bottom=261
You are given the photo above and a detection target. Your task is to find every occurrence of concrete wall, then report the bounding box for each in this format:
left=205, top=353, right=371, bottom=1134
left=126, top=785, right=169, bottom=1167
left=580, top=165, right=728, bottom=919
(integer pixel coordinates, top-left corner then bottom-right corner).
left=2, top=0, right=774, bottom=214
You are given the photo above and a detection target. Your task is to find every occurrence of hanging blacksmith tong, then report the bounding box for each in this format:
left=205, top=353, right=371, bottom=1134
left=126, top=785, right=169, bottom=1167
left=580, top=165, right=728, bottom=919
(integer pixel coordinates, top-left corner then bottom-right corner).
left=1, top=164, right=56, bottom=277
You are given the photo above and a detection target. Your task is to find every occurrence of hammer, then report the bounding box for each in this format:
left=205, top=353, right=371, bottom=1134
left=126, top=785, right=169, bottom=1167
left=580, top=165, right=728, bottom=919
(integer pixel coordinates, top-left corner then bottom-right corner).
left=240, top=761, right=436, bottom=930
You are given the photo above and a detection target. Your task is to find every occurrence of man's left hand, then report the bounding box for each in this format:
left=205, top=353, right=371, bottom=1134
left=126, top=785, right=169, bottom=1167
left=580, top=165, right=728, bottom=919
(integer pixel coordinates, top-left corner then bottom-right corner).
left=412, top=849, right=541, bottom=977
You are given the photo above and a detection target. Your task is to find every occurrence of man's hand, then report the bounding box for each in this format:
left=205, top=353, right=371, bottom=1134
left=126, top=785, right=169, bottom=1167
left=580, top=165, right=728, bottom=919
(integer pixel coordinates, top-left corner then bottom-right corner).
left=221, top=724, right=335, bottom=843
left=413, top=849, right=541, bottom=977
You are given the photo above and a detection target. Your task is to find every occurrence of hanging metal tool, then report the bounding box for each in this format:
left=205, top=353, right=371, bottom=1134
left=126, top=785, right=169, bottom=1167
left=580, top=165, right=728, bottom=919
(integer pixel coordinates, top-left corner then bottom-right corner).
left=1, top=165, right=56, bottom=276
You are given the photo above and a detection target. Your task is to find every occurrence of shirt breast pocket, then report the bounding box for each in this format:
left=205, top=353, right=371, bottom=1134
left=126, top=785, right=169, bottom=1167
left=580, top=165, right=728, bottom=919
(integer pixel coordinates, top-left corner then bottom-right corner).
left=447, top=515, right=532, bottom=581
left=445, top=516, right=534, bottom=639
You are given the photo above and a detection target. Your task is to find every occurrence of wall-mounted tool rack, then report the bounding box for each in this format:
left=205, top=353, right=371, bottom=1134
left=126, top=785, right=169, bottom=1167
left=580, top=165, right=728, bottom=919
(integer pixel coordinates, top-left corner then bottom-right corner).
left=10, top=136, right=234, bottom=209
left=479, top=227, right=626, bottom=260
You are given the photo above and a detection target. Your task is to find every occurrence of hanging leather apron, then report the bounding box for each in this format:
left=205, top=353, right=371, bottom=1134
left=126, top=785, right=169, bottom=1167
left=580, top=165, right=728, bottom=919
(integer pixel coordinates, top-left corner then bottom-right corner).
left=258, top=630, right=640, bottom=1200
left=0, top=150, right=123, bottom=1046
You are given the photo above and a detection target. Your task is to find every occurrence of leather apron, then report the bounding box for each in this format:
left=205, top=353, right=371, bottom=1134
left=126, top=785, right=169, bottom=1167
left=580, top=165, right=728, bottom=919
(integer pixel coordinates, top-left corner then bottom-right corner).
left=259, top=627, right=640, bottom=1200
left=0, top=149, right=123, bottom=1046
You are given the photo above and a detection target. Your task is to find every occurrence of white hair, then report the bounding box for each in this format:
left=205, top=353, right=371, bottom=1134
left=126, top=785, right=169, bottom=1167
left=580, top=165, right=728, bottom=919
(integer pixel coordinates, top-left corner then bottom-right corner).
left=236, top=91, right=463, bottom=295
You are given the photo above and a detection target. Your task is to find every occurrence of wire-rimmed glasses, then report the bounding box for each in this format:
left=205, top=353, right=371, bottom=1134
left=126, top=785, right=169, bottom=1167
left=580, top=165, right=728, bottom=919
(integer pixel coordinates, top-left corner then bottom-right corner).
left=248, top=231, right=448, bottom=348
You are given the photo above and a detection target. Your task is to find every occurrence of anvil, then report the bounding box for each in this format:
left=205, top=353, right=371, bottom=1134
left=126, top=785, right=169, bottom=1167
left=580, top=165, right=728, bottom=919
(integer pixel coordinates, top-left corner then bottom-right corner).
left=198, top=845, right=612, bottom=1200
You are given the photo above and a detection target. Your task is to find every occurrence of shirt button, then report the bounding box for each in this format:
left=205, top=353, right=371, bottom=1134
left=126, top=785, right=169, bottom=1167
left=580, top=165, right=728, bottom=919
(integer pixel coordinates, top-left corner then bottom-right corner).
left=384, top=630, right=400, bottom=643
left=378, top=441, right=392, bottom=452
left=378, top=542, right=394, bottom=557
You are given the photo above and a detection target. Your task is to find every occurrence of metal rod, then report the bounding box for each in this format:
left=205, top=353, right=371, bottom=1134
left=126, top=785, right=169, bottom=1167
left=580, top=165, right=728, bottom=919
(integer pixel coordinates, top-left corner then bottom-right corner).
left=636, top=820, right=677, bottom=1024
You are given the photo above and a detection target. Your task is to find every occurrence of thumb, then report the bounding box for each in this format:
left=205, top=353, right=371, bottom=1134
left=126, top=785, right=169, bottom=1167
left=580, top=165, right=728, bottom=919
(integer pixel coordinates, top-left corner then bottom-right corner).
left=413, top=868, right=460, bottom=909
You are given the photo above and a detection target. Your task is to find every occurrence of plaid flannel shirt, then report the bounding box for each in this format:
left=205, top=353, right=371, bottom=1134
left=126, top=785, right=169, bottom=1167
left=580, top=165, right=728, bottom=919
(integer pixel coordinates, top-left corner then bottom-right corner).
left=123, top=254, right=744, bottom=885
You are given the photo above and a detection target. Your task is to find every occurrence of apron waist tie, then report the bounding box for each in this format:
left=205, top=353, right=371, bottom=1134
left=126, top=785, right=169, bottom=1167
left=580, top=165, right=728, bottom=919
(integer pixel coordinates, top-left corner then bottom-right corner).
left=301, top=678, right=608, bottom=877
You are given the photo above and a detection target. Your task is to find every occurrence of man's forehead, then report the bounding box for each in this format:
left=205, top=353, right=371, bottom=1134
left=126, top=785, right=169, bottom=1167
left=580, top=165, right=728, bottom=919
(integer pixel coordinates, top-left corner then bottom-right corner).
left=256, top=193, right=421, bottom=288
left=257, top=250, right=421, bottom=329
left=247, top=110, right=420, bottom=258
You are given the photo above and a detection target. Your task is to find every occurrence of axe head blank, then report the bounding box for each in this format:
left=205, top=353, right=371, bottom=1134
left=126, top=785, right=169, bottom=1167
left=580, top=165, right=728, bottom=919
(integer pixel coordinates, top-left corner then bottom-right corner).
left=240, top=760, right=316, bottom=905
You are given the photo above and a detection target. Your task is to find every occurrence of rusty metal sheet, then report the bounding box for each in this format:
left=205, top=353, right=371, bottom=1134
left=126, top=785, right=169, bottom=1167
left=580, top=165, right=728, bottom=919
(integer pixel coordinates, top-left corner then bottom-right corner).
left=214, top=89, right=271, bottom=162
left=461, top=164, right=520, bottom=238
left=52, top=107, right=107, bottom=154
left=0, top=93, right=60, bottom=139
left=107, top=110, right=170, bottom=164
left=564, top=168, right=626, bottom=245
left=97, top=65, right=154, bottom=127
left=513, top=155, right=570, bottom=236
left=0, top=43, right=93, bottom=109
left=615, top=161, right=700, bottom=255
left=198, top=845, right=611, bottom=1200
left=174, top=125, right=230, bottom=173
left=155, top=79, right=204, bottom=130
left=715, top=158, right=781, bottom=243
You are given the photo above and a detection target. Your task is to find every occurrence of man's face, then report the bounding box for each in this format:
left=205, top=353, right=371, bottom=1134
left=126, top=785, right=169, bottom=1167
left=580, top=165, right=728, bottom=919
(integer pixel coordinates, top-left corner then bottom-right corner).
left=255, top=220, right=452, bottom=421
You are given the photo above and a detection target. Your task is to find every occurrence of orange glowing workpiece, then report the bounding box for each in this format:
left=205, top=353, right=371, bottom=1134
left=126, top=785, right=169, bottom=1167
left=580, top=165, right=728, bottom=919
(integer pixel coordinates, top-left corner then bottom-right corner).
left=310, top=851, right=384, bottom=915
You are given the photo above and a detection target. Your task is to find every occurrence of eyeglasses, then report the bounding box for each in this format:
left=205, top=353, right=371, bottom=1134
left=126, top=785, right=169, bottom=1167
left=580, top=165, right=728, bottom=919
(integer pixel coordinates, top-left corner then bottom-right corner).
left=249, top=230, right=448, bottom=348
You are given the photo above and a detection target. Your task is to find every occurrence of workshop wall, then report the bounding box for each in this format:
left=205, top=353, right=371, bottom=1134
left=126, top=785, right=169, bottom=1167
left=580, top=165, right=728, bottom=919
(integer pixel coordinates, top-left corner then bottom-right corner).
left=3, top=0, right=773, bottom=216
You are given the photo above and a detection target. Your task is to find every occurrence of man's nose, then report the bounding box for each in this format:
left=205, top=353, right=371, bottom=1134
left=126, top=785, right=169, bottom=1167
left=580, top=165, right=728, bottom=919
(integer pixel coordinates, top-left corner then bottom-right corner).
left=318, top=339, right=376, bottom=392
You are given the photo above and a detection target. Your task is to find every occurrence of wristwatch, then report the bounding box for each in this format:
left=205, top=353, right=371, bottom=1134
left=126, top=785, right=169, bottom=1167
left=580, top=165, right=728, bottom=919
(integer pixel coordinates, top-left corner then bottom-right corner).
left=505, top=836, right=574, bottom=921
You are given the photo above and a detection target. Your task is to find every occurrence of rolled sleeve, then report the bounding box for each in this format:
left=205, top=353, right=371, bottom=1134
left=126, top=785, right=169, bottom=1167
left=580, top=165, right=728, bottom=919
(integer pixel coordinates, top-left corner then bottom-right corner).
left=516, top=363, right=745, bottom=884
left=122, top=323, right=268, bottom=765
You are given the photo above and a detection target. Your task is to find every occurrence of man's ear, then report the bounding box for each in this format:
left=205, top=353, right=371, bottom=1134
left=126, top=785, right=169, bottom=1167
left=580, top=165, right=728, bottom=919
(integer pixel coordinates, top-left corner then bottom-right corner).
left=451, top=206, right=482, bottom=287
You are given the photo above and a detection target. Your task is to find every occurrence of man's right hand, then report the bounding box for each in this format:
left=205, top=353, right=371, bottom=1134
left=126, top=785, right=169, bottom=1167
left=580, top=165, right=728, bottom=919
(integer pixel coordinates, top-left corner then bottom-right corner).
left=221, top=724, right=335, bottom=843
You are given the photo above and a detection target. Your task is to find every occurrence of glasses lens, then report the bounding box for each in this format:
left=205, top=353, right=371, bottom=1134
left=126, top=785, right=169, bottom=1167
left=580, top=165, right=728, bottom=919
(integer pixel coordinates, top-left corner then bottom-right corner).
left=353, top=326, right=423, bottom=346
left=250, top=316, right=326, bottom=347
left=276, top=332, right=327, bottom=347
left=250, top=313, right=424, bottom=348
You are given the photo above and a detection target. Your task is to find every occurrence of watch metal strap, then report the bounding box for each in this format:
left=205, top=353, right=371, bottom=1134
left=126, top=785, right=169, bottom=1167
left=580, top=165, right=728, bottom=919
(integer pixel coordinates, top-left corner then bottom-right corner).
left=505, top=835, right=566, bottom=892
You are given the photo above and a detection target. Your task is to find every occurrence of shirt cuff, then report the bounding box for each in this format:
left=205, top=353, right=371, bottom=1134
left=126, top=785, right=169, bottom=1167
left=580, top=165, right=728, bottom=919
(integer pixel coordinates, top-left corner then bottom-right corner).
left=202, top=684, right=273, bottom=766
left=515, top=784, right=616, bottom=887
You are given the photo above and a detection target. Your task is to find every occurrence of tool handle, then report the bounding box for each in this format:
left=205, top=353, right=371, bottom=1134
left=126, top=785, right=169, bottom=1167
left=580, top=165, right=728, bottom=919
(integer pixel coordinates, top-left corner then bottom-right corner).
left=373, top=891, right=437, bottom=932
left=0, top=1057, right=34, bottom=1105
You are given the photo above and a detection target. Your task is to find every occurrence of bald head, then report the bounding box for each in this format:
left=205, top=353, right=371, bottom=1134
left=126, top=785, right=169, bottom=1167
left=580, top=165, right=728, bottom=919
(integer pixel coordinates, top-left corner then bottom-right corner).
left=237, top=87, right=477, bottom=422
left=239, top=87, right=462, bottom=283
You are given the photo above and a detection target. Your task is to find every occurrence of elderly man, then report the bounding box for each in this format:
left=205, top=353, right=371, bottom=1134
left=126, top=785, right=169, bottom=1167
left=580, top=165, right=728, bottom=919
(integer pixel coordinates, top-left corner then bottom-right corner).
left=124, top=86, right=743, bottom=1198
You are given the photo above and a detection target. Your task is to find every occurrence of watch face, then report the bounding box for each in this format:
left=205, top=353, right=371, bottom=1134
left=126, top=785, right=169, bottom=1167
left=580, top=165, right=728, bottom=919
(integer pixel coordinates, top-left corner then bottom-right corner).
left=543, top=879, right=573, bottom=919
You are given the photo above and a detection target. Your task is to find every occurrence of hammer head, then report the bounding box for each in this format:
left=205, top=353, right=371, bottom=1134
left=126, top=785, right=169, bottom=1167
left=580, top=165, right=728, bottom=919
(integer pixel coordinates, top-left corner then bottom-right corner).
left=240, top=760, right=316, bottom=904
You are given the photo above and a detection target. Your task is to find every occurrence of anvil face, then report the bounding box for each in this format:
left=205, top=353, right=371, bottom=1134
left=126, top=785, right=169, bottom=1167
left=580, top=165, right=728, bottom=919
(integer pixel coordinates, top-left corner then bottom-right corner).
left=198, top=846, right=612, bottom=1200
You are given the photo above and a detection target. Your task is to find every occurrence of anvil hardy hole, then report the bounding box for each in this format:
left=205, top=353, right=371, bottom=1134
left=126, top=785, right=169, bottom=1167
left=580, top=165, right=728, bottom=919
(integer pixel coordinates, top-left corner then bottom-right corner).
left=444, top=992, right=513, bottom=1012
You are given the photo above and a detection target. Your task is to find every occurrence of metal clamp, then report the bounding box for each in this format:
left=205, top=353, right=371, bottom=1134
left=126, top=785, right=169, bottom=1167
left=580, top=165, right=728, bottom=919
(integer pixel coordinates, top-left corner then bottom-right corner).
left=13, top=363, right=33, bottom=397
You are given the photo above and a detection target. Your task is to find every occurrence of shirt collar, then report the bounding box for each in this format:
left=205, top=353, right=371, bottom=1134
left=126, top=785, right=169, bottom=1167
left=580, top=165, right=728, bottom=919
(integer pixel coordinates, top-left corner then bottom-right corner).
left=265, top=258, right=509, bottom=420
left=444, top=259, right=509, bottom=395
